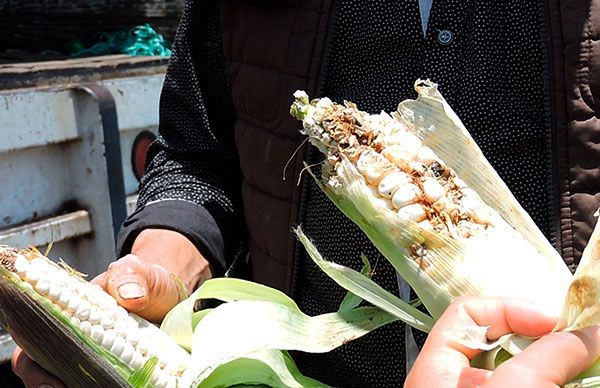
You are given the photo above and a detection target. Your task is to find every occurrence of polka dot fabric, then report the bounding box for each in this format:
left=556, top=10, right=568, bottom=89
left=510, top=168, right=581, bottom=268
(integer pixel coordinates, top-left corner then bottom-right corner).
left=295, top=0, right=551, bottom=386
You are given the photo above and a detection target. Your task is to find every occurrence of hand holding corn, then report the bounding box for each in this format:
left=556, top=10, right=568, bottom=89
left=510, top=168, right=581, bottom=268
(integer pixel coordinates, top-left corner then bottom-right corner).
left=8, top=228, right=212, bottom=388
left=405, top=297, right=600, bottom=388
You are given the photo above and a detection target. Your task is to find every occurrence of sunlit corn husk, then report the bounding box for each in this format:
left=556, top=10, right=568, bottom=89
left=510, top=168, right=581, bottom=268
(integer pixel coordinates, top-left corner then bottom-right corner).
left=0, top=246, right=188, bottom=388
left=558, top=211, right=600, bottom=331
left=290, top=80, right=573, bottom=319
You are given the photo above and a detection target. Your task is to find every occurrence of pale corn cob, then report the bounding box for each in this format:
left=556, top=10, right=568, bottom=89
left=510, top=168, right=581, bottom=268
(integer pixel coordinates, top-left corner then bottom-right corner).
left=291, top=87, right=573, bottom=320
left=0, top=246, right=189, bottom=388
left=291, top=91, right=493, bottom=244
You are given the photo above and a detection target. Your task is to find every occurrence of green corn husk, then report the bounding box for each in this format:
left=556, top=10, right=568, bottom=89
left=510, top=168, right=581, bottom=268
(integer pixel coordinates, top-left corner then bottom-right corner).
left=0, top=245, right=402, bottom=388
left=161, top=277, right=404, bottom=386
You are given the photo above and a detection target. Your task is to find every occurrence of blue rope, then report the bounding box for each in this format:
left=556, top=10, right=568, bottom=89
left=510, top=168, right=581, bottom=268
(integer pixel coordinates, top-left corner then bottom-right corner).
left=73, top=24, right=172, bottom=57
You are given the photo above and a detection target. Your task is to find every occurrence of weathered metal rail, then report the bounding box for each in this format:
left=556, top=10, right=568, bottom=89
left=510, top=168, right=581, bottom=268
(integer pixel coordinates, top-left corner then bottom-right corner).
left=0, top=58, right=165, bottom=362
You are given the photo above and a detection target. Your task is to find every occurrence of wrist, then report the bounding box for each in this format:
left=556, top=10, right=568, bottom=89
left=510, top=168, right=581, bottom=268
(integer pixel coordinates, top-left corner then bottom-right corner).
left=130, top=228, right=213, bottom=294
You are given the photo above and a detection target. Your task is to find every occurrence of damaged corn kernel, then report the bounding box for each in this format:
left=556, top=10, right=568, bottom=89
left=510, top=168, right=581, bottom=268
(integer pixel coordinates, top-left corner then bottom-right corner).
left=290, top=91, right=495, bottom=241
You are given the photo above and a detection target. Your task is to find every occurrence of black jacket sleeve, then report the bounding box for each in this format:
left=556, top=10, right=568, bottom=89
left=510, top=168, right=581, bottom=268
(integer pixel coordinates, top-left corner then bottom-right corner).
left=117, top=0, right=244, bottom=276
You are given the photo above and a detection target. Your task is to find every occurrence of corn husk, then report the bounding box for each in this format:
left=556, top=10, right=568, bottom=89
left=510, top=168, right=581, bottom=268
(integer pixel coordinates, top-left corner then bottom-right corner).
left=0, top=245, right=400, bottom=388
left=161, top=278, right=400, bottom=386
left=291, top=80, right=600, bottom=382
left=291, top=80, right=572, bottom=319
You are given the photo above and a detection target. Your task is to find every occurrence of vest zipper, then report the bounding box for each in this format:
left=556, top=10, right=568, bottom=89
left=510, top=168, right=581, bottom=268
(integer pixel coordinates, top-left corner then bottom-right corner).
left=290, top=0, right=341, bottom=298
left=538, top=0, right=564, bottom=261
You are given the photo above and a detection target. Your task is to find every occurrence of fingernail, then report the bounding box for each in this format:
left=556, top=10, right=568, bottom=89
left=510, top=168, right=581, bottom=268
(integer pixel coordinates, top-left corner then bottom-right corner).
left=38, top=385, right=55, bottom=388
left=117, top=282, right=145, bottom=299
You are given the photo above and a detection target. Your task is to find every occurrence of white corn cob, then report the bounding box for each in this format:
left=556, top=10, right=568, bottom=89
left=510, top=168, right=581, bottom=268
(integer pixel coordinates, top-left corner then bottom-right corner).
left=291, top=91, right=492, bottom=240
left=1, top=248, right=187, bottom=388
left=290, top=89, right=573, bottom=318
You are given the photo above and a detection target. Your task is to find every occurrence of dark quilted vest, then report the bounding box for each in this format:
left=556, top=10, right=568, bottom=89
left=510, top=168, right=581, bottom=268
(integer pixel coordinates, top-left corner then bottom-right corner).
left=221, top=0, right=334, bottom=292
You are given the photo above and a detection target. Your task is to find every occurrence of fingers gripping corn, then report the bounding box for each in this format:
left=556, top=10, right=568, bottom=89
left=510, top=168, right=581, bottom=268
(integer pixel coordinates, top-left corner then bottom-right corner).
left=0, top=246, right=189, bottom=388
left=291, top=91, right=492, bottom=240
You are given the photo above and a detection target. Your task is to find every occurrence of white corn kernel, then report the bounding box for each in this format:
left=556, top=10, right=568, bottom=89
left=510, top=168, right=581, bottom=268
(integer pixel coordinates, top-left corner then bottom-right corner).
left=417, top=220, right=434, bottom=231
left=89, top=309, right=102, bottom=325
left=386, top=131, right=422, bottom=149
left=397, top=204, right=427, bottom=222
left=417, top=146, right=438, bottom=165
left=13, top=255, right=29, bottom=276
left=111, top=306, right=129, bottom=321
left=90, top=324, right=104, bottom=342
left=29, top=258, right=49, bottom=272
left=432, top=197, right=453, bottom=212
left=100, top=315, right=114, bottom=330
left=470, top=207, right=494, bottom=225
left=66, top=295, right=81, bottom=312
left=75, top=300, right=91, bottom=321
left=101, top=329, right=116, bottom=350
left=130, top=351, right=145, bottom=370
left=24, top=265, right=43, bottom=284
left=110, top=335, right=126, bottom=357
left=126, top=329, right=140, bottom=346
left=120, top=342, right=135, bottom=364
left=154, top=375, right=169, bottom=388
left=377, top=171, right=410, bottom=198
left=453, top=177, right=468, bottom=189
left=135, top=337, right=150, bottom=356
left=79, top=320, right=92, bottom=335
left=70, top=316, right=81, bottom=326
left=34, top=280, right=51, bottom=295
left=113, top=320, right=128, bottom=338
left=422, top=178, right=445, bottom=203
left=47, top=284, right=62, bottom=301
left=58, top=290, right=73, bottom=308
left=382, top=146, right=417, bottom=169
left=391, top=184, right=420, bottom=209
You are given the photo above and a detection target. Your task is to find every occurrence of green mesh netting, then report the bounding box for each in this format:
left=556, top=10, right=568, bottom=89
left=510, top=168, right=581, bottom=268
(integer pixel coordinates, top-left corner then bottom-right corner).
left=69, top=24, right=172, bottom=57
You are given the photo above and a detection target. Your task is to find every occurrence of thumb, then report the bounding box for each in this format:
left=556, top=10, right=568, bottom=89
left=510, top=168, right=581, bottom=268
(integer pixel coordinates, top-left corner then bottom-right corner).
left=102, top=255, right=151, bottom=315
left=95, top=255, right=182, bottom=322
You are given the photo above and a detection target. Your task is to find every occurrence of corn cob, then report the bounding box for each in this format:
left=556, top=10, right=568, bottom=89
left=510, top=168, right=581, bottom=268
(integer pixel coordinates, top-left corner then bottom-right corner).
left=0, top=246, right=189, bottom=388
left=291, top=91, right=491, bottom=240
left=290, top=85, right=572, bottom=319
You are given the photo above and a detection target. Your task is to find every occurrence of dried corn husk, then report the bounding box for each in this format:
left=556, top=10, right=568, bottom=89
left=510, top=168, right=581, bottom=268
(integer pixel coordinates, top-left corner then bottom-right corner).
left=290, top=80, right=573, bottom=319
left=291, top=80, right=600, bottom=384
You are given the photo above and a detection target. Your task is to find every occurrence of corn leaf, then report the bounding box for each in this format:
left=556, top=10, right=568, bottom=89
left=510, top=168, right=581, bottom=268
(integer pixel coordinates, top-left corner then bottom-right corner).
left=181, top=301, right=398, bottom=386
left=297, top=227, right=434, bottom=332
left=127, top=357, right=158, bottom=388
left=338, top=254, right=372, bottom=313
left=161, top=278, right=304, bottom=351
left=197, top=350, right=329, bottom=388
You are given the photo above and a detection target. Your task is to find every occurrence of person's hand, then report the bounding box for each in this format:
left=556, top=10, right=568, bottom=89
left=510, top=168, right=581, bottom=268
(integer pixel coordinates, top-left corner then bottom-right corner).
left=92, top=228, right=213, bottom=322
left=12, top=228, right=212, bottom=387
left=11, top=346, right=66, bottom=388
left=405, top=296, right=600, bottom=388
